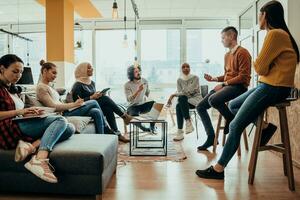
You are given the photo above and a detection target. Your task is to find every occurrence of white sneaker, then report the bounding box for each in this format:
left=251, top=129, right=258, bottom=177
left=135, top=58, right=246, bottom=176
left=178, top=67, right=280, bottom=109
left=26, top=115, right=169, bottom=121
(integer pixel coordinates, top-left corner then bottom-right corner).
left=185, top=120, right=194, bottom=134
left=15, top=140, right=36, bottom=162
left=173, top=129, right=184, bottom=141
left=24, top=155, right=58, bottom=183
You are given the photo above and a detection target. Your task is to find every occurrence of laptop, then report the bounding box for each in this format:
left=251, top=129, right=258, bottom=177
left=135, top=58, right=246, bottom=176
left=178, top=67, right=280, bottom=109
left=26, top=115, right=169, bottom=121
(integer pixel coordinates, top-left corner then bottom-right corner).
left=135, top=103, right=164, bottom=120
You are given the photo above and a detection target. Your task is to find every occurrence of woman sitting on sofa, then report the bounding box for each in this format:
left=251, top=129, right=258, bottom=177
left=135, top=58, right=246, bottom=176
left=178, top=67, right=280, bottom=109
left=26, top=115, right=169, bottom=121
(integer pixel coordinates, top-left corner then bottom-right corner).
left=71, top=62, right=132, bottom=143
left=36, top=60, right=108, bottom=135
left=0, top=54, right=75, bottom=183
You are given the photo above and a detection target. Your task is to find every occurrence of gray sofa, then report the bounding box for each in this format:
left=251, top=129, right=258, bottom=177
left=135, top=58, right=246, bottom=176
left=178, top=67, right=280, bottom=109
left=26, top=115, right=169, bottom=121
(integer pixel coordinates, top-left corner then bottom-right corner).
left=0, top=133, right=118, bottom=199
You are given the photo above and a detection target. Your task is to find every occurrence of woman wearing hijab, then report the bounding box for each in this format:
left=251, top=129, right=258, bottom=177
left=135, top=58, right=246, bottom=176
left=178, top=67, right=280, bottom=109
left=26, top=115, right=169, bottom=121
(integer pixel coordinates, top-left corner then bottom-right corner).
left=167, top=63, right=202, bottom=141
left=71, top=62, right=132, bottom=143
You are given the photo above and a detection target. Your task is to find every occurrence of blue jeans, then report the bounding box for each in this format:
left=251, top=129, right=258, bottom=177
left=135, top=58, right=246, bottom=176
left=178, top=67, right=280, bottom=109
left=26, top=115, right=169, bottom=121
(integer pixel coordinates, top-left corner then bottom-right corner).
left=17, top=115, right=75, bottom=151
left=63, top=100, right=106, bottom=134
left=218, top=83, right=291, bottom=167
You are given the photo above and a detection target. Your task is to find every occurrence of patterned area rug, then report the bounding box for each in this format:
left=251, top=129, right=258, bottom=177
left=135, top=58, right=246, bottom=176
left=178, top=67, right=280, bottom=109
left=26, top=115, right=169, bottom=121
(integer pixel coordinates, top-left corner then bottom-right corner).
left=118, top=131, right=187, bottom=163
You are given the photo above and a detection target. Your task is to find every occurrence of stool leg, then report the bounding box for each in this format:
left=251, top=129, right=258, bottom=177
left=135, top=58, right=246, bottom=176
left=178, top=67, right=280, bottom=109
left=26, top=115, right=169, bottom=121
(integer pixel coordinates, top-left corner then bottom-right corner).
left=279, top=107, right=295, bottom=191
left=237, top=145, right=241, bottom=157
left=168, top=108, right=176, bottom=126
left=124, top=123, right=128, bottom=135
left=222, top=134, right=226, bottom=146
left=279, top=119, right=288, bottom=177
left=248, top=113, right=264, bottom=184
left=213, top=114, right=222, bottom=153
left=194, top=111, right=199, bottom=140
left=243, top=130, right=249, bottom=151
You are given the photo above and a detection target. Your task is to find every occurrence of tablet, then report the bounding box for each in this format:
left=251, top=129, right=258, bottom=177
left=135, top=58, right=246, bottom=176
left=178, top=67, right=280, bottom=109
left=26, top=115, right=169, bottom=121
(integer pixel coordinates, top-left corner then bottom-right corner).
left=100, top=88, right=110, bottom=94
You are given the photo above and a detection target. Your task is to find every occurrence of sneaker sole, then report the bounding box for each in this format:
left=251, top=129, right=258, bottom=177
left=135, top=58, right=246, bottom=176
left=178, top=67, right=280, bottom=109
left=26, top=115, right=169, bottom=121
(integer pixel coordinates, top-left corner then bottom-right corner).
left=14, top=146, right=22, bottom=162
left=24, top=163, right=58, bottom=184
left=185, top=129, right=194, bottom=134
left=173, top=137, right=184, bottom=141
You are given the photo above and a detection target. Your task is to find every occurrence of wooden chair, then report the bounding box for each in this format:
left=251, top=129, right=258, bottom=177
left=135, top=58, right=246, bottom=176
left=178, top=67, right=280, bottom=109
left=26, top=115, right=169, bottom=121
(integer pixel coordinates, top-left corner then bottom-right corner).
left=213, top=113, right=249, bottom=156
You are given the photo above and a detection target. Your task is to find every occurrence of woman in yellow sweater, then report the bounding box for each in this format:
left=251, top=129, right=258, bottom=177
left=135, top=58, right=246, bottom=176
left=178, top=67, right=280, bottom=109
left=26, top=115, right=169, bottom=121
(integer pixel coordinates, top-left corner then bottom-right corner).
left=196, top=0, right=299, bottom=180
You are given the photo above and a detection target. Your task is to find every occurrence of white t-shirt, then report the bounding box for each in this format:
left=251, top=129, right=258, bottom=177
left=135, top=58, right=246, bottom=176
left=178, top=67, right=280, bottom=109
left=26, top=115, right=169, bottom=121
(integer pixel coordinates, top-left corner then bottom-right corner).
left=9, top=93, right=24, bottom=110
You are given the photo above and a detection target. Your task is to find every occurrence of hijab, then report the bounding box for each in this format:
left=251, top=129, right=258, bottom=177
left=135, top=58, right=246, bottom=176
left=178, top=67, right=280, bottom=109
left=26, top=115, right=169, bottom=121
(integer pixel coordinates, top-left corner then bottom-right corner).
left=75, top=62, right=92, bottom=84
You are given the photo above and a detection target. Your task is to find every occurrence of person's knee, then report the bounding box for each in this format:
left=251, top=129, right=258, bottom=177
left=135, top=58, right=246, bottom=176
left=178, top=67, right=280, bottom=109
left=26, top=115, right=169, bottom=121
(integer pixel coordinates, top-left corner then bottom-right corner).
left=208, top=95, right=222, bottom=108
left=228, top=101, right=234, bottom=112
left=90, top=108, right=102, bottom=116
left=178, top=95, right=187, bottom=103
left=196, top=102, right=205, bottom=112
left=86, top=100, right=100, bottom=109
left=65, top=123, right=75, bottom=137
left=100, top=95, right=111, bottom=103
left=54, top=115, right=68, bottom=123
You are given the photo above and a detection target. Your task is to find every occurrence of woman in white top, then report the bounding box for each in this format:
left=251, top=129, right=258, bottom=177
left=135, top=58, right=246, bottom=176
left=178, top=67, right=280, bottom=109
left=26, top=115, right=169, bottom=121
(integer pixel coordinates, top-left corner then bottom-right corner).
left=167, top=63, right=202, bottom=141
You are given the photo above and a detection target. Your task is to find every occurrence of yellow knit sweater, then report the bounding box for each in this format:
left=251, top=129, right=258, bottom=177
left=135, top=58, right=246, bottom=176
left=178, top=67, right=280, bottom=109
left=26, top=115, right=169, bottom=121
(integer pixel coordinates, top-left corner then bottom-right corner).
left=254, top=29, right=298, bottom=87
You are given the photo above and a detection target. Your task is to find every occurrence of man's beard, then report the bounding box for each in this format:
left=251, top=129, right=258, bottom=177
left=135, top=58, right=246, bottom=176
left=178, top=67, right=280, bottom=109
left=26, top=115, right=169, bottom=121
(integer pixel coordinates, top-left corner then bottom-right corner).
left=134, top=76, right=141, bottom=80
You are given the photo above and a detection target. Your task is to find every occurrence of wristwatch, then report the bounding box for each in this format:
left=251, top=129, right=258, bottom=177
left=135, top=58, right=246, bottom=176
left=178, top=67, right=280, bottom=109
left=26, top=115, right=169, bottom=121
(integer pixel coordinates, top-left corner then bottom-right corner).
left=222, top=82, right=228, bottom=87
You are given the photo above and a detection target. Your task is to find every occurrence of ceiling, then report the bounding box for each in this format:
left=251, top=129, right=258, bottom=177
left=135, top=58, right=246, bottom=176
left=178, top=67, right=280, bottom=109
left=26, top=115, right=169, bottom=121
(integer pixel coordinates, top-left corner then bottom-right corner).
left=0, top=0, right=253, bottom=24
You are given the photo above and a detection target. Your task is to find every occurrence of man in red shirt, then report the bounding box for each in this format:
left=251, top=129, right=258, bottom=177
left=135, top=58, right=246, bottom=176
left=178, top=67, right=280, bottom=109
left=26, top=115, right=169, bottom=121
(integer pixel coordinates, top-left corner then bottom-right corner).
left=197, top=26, right=251, bottom=151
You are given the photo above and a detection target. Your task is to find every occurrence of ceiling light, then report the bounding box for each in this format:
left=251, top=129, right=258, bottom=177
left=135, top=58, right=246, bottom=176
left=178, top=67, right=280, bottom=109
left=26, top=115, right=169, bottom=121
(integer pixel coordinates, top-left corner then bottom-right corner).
left=112, top=0, right=118, bottom=19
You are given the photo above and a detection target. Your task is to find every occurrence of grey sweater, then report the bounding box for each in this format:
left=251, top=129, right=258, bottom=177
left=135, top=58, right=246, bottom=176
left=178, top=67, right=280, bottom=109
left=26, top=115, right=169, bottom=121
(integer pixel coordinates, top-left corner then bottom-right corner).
left=176, top=75, right=202, bottom=106
left=124, top=78, right=150, bottom=106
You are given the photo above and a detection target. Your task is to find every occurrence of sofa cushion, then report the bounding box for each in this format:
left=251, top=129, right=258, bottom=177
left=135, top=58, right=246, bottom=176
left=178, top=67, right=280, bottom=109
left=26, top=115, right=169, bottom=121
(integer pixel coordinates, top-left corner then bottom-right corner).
left=65, top=116, right=91, bottom=133
left=0, top=134, right=118, bottom=175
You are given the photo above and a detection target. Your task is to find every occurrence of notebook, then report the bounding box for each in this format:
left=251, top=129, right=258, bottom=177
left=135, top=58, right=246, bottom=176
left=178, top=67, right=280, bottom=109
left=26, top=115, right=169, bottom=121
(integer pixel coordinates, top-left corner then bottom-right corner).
left=12, top=112, right=57, bottom=121
left=68, top=102, right=86, bottom=112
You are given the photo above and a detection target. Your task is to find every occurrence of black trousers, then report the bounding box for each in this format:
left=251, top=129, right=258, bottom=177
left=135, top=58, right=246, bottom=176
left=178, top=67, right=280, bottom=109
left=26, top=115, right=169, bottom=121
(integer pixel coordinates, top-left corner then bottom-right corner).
left=196, top=84, right=247, bottom=136
left=127, top=101, right=155, bottom=130
left=176, top=95, right=195, bottom=129
left=97, top=96, right=125, bottom=132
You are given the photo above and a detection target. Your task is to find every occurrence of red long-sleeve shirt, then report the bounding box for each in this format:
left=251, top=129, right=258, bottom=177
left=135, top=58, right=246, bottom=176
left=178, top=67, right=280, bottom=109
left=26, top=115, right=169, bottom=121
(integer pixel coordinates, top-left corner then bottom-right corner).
left=217, top=46, right=252, bottom=87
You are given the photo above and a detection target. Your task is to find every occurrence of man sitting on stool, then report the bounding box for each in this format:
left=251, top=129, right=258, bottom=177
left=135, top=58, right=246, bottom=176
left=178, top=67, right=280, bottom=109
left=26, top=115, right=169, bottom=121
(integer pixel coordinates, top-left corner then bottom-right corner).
left=196, top=26, right=251, bottom=151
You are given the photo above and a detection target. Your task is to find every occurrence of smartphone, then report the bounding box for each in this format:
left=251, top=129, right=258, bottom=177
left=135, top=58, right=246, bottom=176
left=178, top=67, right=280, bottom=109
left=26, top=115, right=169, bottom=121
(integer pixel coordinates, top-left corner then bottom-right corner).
left=100, top=88, right=110, bottom=94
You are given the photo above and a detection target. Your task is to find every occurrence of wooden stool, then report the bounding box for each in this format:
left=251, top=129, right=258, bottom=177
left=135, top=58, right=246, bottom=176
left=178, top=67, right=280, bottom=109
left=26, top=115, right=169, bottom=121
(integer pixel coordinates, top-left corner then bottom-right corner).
left=213, top=113, right=249, bottom=156
left=248, top=101, right=295, bottom=191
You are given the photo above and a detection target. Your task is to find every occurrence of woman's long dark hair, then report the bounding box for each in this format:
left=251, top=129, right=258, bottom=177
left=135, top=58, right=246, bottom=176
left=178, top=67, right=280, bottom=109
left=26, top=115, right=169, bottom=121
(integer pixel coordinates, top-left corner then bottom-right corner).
left=0, top=54, right=23, bottom=93
left=260, top=0, right=299, bottom=62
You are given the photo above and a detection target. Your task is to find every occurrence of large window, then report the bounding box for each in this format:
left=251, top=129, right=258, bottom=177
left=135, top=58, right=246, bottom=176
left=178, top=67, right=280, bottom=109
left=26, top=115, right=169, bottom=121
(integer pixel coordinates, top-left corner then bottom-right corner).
left=12, top=33, right=46, bottom=84
left=74, top=30, right=93, bottom=65
left=186, top=29, right=226, bottom=90
left=95, top=30, right=135, bottom=103
left=0, top=33, right=8, bottom=56
left=140, top=29, right=180, bottom=103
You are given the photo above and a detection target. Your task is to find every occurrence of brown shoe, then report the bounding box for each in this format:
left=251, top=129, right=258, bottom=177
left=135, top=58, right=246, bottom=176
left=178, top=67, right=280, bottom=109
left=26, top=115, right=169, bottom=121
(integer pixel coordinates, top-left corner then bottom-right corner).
left=123, top=113, right=133, bottom=125
left=118, top=135, right=130, bottom=143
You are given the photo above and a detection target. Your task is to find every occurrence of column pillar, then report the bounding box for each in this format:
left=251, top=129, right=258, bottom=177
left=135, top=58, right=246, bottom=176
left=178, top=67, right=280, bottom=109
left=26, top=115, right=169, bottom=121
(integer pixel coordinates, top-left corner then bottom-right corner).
left=45, top=0, right=74, bottom=88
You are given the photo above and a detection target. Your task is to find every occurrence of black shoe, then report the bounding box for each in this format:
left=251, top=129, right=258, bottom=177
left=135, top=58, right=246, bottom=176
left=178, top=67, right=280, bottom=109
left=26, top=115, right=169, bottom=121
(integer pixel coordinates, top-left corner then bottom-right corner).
left=150, top=126, right=157, bottom=135
left=104, top=126, right=115, bottom=134
left=195, top=166, right=224, bottom=180
left=197, top=135, right=215, bottom=151
left=140, top=127, right=151, bottom=132
left=260, top=123, right=277, bottom=146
